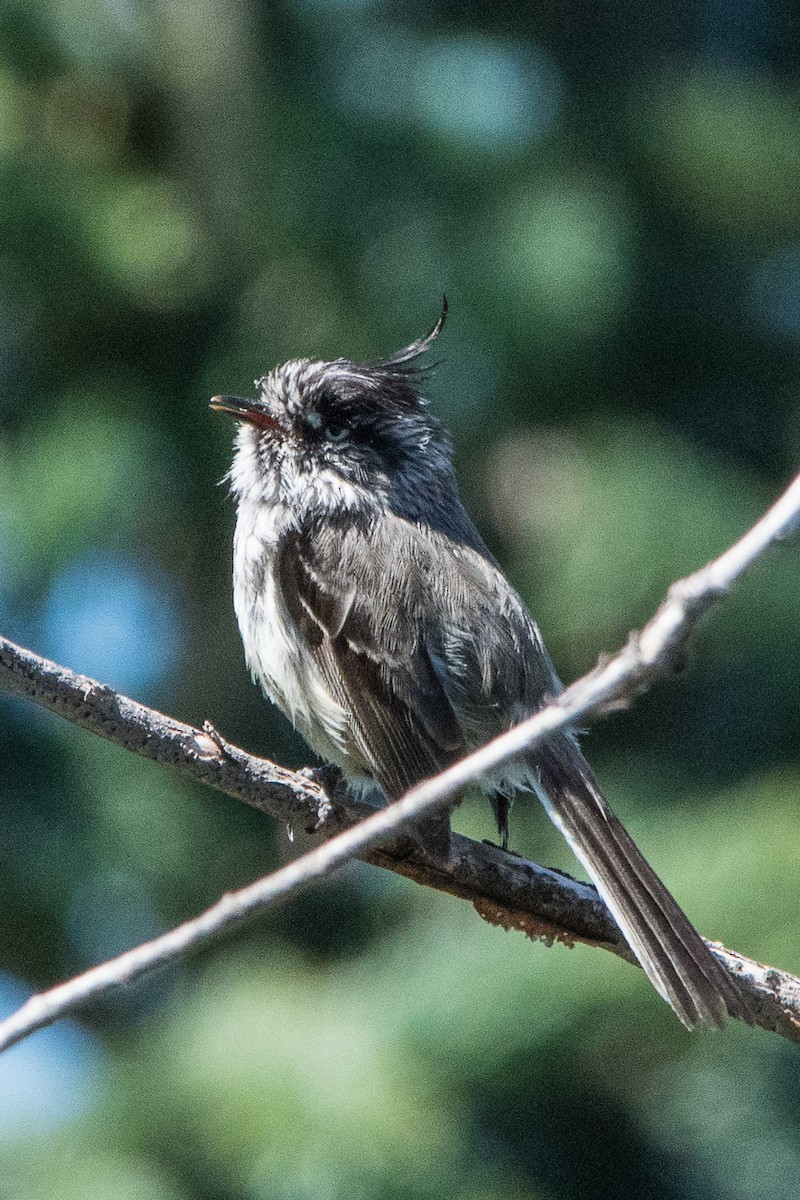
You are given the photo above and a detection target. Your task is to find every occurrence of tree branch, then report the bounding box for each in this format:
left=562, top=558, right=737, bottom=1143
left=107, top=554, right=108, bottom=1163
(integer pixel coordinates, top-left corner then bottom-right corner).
left=2, top=472, right=800, bottom=1050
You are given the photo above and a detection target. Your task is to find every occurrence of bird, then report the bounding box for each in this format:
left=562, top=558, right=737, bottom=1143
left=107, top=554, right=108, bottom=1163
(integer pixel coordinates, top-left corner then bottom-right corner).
left=211, top=299, right=750, bottom=1030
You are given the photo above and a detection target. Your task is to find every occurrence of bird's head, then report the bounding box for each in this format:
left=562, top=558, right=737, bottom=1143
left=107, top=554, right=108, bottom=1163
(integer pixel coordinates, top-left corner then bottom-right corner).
left=211, top=299, right=452, bottom=514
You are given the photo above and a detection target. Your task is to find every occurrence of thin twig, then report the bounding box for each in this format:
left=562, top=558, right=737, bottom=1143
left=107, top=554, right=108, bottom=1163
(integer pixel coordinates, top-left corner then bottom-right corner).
left=1, top=472, right=800, bottom=1050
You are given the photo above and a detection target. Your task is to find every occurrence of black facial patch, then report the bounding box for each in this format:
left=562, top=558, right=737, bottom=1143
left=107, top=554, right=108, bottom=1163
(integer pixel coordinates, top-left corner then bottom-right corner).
left=306, top=384, right=421, bottom=469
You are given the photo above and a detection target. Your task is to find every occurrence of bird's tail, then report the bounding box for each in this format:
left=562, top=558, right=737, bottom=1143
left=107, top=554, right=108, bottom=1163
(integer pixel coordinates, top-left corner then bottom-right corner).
left=534, top=741, right=751, bottom=1029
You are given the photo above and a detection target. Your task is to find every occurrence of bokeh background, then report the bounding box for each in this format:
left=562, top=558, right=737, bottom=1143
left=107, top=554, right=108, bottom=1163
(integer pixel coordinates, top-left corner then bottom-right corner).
left=1, top=1, right=799, bottom=1196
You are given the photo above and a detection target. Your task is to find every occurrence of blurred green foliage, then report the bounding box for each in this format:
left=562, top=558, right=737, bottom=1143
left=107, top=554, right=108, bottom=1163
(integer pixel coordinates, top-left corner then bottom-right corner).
left=1, top=0, right=799, bottom=1197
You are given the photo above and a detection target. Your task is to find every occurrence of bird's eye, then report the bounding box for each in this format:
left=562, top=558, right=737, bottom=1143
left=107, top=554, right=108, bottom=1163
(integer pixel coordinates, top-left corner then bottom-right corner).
left=325, top=422, right=349, bottom=443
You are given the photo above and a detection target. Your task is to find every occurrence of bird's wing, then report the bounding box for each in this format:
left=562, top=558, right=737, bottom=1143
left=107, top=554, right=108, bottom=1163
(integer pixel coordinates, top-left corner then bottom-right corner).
left=278, top=514, right=752, bottom=1029
left=276, top=516, right=467, bottom=798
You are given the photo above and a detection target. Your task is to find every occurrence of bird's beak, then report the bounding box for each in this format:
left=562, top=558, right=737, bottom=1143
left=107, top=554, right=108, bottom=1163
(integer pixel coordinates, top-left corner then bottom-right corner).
left=210, top=395, right=283, bottom=433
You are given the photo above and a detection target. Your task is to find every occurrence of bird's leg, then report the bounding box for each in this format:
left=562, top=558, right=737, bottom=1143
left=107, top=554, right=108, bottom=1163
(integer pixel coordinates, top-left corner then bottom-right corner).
left=489, top=791, right=511, bottom=852
left=408, top=792, right=464, bottom=863
left=409, top=810, right=452, bottom=861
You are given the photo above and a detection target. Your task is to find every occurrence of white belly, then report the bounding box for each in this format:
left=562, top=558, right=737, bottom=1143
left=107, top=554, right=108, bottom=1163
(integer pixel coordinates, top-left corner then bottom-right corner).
left=232, top=499, right=353, bottom=770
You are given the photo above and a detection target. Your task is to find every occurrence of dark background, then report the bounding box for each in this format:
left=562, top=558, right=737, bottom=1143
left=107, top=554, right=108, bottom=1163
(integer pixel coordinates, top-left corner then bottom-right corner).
left=1, top=1, right=799, bottom=1196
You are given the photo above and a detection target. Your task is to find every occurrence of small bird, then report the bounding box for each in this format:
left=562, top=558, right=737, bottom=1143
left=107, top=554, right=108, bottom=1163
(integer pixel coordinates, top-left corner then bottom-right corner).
left=211, top=300, right=749, bottom=1029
